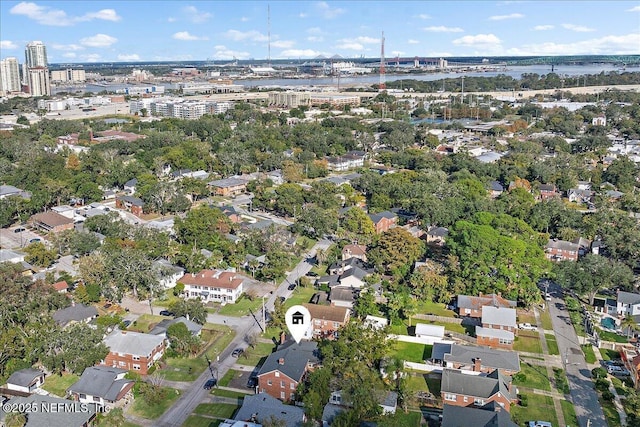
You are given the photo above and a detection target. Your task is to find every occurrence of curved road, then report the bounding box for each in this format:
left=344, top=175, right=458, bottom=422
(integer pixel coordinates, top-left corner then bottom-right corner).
left=547, top=282, right=606, bottom=427
left=154, top=239, right=332, bottom=427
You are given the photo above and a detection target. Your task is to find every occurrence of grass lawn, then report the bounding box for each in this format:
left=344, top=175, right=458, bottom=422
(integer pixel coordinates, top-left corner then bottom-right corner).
left=380, top=410, right=422, bottom=427
left=130, top=314, right=166, bottom=333
left=514, top=331, right=543, bottom=354
left=540, top=308, right=553, bottom=330
left=211, top=388, right=250, bottom=398
left=217, top=296, right=263, bottom=317
left=203, top=323, right=236, bottom=360
left=161, top=356, right=208, bottom=381
left=560, top=399, right=578, bottom=427
left=283, top=287, right=316, bottom=309
left=581, top=344, right=597, bottom=364
left=600, top=397, right=622, bottom=427
left=545, top=334, right=559, bottom=355
left=511, top=393, right=558, bottom=427
left=240, top=341, right=276, bottom=366
left=261, top=325, right=286, bottom=342
left=597, top=328, right=628, bottom=343
left=553, top=367, right=570, bottom=394
left=415, top=300, right=456, bottom=317
left=181, top=416, right=221, bottom=427
left=193, top=403, right=239, bottom=419
left=517, top=309, right=537, bottom=325
left=218, top=369, right=243, bottom=387
left=513, top=363, right=551, bottom=391
left=42, top=372, right=79, bottom=397
left=390, top=341, right=432, bottom=363
left=599, top=348, right=621, bottom=361
left=129, top=387, right=181, bottom=419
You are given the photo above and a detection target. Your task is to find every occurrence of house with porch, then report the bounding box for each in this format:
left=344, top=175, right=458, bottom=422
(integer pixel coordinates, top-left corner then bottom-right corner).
left=68, top=366, right=134, bottom=412
left=178, top=269, right=244, bottom=304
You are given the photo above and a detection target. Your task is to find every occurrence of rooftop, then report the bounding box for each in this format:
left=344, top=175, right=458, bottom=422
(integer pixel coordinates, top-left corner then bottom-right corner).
left=68, top=366, right=133, bottom=401
left=103, top=330, right=165, bottom=357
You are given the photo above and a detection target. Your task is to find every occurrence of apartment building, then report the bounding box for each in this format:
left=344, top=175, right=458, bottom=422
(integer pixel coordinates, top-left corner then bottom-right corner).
left=178, top=269, right=244, bottom=304
left=102, top=330, right=165, bottom=375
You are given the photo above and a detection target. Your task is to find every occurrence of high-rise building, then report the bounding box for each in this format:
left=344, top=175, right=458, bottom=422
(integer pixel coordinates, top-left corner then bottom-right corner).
left=25, top=41, right=48, bottom=68
left=50, top=68, right=86, bottom=83
left=0, top=57, right=21, bottom=95
left=24, top=41, right=50, bottom=96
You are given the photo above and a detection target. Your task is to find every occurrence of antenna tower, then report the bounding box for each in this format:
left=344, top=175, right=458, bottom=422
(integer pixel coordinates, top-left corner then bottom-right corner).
left=267, top=5, right=271, bottom=67
left=379, top=31, right=386, bottom=90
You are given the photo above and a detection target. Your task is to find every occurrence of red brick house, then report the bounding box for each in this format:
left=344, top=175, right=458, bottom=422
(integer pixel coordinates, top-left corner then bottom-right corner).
left=538, top=184, right=559, bottom=200
left=102, top=330, right=165, bottom=375
left=303, top=303, right=350, bottom=339
left=441, top=369, right=517, bottom=412
left=456, top=293, right=517, bottom=319
left=53, top=280, right=69, bottom=293
left=30, top=211, right=74, bottom=234
left=545, top=239, right=579, bottom=262
left=368, top=211, right=397, bottom=234
left=208, top=178, right=247, bottom=197
left=115, top=195, right=144, bottom=217
left=257, top=341, right=319, bottom=401
left=476, top=306, right=517, bottom=349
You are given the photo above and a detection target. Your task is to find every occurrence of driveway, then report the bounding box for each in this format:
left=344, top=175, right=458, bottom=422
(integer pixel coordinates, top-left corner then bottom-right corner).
left=547, top=282, right=607, bottom=427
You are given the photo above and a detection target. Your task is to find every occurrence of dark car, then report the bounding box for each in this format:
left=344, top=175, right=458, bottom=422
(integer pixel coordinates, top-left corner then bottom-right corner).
left=13, top=227, right=25, bottom=233
left=288, top=283, right=297, bottom=291
left=122, top=320, right=132, bottom=328
left=231, top=348, right=244, bottom=357
left=159, top=310, right=174, bottom=317
left=246, top=377, right=257, bottom=388
left=204, top=379, right=217, bottom=390
left=307, top=272, right=318, bottom=277
left=29, top=238, right=41, bottom=243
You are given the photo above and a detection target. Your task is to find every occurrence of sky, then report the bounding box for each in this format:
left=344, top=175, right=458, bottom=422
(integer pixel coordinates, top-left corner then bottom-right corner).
left=0, top=1, right=639, bottom=63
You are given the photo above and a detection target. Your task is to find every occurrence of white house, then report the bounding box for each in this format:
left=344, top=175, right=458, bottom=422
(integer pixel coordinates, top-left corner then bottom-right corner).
left=154, top=259, right=185, bottom=289
left=177, top=269, right=244, bottom=304
left=617, top=291, right=640, bottom=317
left=415, top=323, right=446, bottom=344
left=6, top=368, right=45, bottom=393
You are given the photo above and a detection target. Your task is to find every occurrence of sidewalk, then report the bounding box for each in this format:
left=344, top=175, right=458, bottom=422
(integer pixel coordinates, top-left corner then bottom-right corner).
left=590, top=344, right=628, bottom=426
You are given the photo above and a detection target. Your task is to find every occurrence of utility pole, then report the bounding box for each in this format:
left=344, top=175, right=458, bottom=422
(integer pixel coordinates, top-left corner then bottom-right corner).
left=262, top=294, right=266, bottom=331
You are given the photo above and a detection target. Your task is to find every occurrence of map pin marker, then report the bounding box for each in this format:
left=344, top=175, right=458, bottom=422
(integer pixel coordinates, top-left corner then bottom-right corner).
left=285, top=305, right=311, bottom=344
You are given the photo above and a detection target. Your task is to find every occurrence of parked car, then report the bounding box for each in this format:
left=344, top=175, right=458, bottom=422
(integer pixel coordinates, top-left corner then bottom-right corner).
left=287, top=283, right=297, bottom=291
left=518, top=323, right=537, bottom=331
left=13, top=227, right=25, bottom=233
left=246, top=377, right=257, bottom=388
left=159, top=310, right=174, bottom=317
left=528, top=422, right=552, bottom=427
left=204, top=379, right=217, bottom=390
left=231, top=348, right=244, bottom=357
left=29, top=238, right=41, bottom=243
left=307, top=272, right=318, bottom=277
left=122, top=320, right=131, bottom=328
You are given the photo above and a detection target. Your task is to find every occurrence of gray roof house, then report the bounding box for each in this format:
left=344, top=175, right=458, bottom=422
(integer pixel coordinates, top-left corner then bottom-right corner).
left=67, top=366, right=134, bottom=410
left=149, top=316, right=203, bottom=337
left=441, top=368, right=516, bottom=410
left=435, top=343, right=520, bottom=374
left=234, top=393, right=305, bottom=427
left=481, top=306, right=517, bottom=330
left=6, top=368, right=45, bottom=393
left=442, top=402, right=518, bottom=427
left=0, top=395, right=97, bottom=427
left=617, top=291, right=640, bottom=317
left=52, top=303, right=98, bottom=328
left=0, top=184, right=31, bottom=200
left=257, top=341, right=319, bottom=382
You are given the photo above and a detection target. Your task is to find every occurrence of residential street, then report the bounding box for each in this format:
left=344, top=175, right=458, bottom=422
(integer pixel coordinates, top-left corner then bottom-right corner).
left=151, top=239, right=332, bottom=427
left=547, top=282, right=607, bottom=427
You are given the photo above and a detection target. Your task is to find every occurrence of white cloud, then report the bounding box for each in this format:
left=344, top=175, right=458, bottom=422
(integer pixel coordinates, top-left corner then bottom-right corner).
left=336, top=36, right=379, bottom=48
left=0, top=40, right=18, bottom=49
left=212, top=45, right=251, bottom=60
left=80, top=34, right=118, bottom=47
left=452, top=34, right=502, bottom=48
left=508, top=32, right=640, bottom=55
left=563, top=23, right=595, bottom=32
left=316, top=1, right=345, bottom=19
left=335, top=42, right=364, bottom=50
left=62, top=52, right=76, bottom=58
left=423, top=26, right=464, bottom=33
left=299, top=12, right=308, bottom=18
left=82, top=53, right=101, bottom=62
left=489, top=13, right=524, bottom=21
left=272, top=40, right=295, bottom=48
left=307, top=36, right=324, bottom=42
left=10, top=2, right=121, bottom=26
left=279, top=49, right=328, bottom=58
left=117, top=54, right=141, bottom=61
left=307, top=27, right=324, bottom=35
left=240, top=16, right=250, bottom=22
left=627, top=5, right=640, bottom=12
left=173, top=31, right=208, bottom=41
left=416, top=14, right=431, bottom=19
left=167, top=17, right=176, bottom=22
left=533, top=25, right=554, bottom=31
left=408, top=39, right=420, bottom=44
left=183, top=5, right=212, bottom=23
left=224, top=30, right=268, bottom=42
left=52, top=43, right=85, bottom=51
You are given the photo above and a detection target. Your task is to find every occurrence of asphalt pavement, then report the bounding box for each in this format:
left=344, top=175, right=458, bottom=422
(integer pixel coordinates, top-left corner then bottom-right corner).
left=547, top=282, right=607, bottom=427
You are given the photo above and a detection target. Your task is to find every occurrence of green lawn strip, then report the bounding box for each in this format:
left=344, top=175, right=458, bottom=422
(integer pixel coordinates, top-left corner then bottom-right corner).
left=203, top=323, right=236, bottom=360
left=545, top=334, right=559, bottom=355
left=511, top=393, right=558, bottom=427
left=283, top=287, right=316, bottom=310
left=217, top=296, right=263, bottom=317
left=581, top=344, right=597, bottom=364
left=193, top=403, right=239, bottom=419
left=514, top=331, right=543, bottom=354
left=379, top=410, right=422, bottom=427
left=600, top=397, right=622, bottom=427
left=181, top=416, right=222, bottom=427
left=389, top=341, right=432, bottom=363
left=610, top=377, right=632, bottom=397
left=129, top=387, right=181, bottom=419
left=599, top=348, right=621, bottom=361
left=160, top=356, right=208, bottom=381
left=129, top=314, right=166, bottom=333
left=560, top=399, right=579, bottom=427
left=415, top=300, right=456, bottom=317
left=513, top=362, right=551, bottom=392
left=211, top=388, right=250, bottom=398
left=597, top=328, right=628, bottom=344
left=539, top=309, right=553, bottom=330
left=240, top=341, right=276, bottom=366
left=517, top=310, right=537, bottom=325
left=42, top=372, right=79, bottom=397
left=553, top=367, right=570, bottom=394
left=218, top=369, right=243, bottom=387
left=261, top=326, right=286, bottom=342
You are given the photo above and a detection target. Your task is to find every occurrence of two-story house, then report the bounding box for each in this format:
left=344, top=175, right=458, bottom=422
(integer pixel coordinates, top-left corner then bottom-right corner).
left=30, top=211, right=75, bottom=234
left=617, top=291, right=640, bottom=317
left=341, top=244, right=367, bottom=262
left=432, top=343, right=521, bottom=376
left=476, top=306, right=517, bottom=350
left=545, top=239, right=580, bottom=262
left=303, top=303, right=350, bottom=340
left=115, top=195, right=144, bottom=217
left=257, top=341, right=319, bottom=402
left=456, top=293, right=517, bottom=319
left=68, top=366, right=134, bottom=412
left=368, top=211, right=397, bottom=234
left=102, top=330, right=165, bottom=375
left=178, top=269, right=244, bottom=304
left=538, top=183, right=559, bottom=200
left=442, top=402, right=518, bottom=427
left=208, top=177, right=247, bottom=197
left=441, top=369, right=517, bottom=412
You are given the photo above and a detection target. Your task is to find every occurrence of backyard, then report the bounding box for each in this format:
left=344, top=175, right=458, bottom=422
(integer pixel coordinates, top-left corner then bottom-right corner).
left=511, top=393, right=558, bottom=427
left=41, top=372, right=79, bottom=397
left=128, top=387, right=181, bottom=419
left=389, top=341, right=432, bottom=363
left=513, top=330, right=543, bottom=354
left=513, top=362, right=551, bottom=392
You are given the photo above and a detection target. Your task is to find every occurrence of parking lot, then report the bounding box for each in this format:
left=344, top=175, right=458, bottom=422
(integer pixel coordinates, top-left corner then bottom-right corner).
left=0, top=226, right=46, bottom=249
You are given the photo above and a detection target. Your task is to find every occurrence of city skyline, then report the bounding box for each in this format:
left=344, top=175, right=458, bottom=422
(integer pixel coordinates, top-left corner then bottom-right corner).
left=0, top=1, right=639, bottom=63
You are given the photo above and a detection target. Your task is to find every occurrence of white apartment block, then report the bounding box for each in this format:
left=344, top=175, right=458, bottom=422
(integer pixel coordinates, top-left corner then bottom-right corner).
left=25, top=41, right=48, bottom=68
left=50, top=69, right=86, bottom=83
left=268, top=92, right=311, bottom=108
left=178, top=269, right=244, bottom=304
left=27, top=67, right=50, bottom=96
left=0, top=57, right=21, bottom=94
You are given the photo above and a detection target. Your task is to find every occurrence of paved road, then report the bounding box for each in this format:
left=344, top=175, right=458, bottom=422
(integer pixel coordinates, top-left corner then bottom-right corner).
left=153, top=239, right=332, bottom=427
left=547, top=282, right=607, bottom=427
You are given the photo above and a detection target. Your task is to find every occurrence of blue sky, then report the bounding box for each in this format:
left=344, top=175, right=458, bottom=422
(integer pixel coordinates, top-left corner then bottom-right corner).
left=1, top=1, right=639, bottom=63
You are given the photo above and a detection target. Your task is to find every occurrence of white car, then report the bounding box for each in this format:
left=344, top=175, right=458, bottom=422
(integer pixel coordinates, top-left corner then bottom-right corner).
left=519, top=323, right=537, bottom=331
